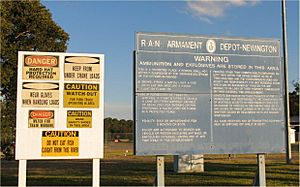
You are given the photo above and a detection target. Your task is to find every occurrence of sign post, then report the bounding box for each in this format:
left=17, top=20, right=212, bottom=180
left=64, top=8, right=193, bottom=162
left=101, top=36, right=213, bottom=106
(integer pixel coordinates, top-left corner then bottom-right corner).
left=281, top=0, right=292, bottom=164
left=93, top=158, right=100, bottom=187
left=18, top=160, right=27, bottom=187
left=16, top=52, right=104, bottom=186
left=156, top=156, right=165, bottom=187
left=253, top=154, right=266, bottom=186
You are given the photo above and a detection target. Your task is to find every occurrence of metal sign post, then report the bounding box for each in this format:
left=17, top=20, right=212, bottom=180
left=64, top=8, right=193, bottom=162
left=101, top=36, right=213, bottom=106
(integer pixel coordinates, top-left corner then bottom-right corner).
left=156, top=156, right=165, bottom=187
left=93, top=159, right=100, bottom=187
left=253, top=154, right=266, bottom=186
left=281, top=0, right=292, bottom=165
left=18, top=160, right=27, bottom=187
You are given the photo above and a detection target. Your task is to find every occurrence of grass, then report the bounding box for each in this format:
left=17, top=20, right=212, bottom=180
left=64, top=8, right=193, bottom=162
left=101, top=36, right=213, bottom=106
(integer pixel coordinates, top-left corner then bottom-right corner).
left=1, top=143, right=299, bottom=186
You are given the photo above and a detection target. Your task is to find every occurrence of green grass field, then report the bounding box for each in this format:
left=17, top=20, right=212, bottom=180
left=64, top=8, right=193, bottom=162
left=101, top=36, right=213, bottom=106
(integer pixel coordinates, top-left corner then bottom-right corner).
left=1, top=143, right=299, bottom=186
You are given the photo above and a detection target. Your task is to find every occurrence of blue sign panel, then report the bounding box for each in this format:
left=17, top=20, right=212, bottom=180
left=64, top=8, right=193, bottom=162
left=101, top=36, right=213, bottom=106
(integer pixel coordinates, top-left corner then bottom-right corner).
left=134, top=32, right=285, bottom=155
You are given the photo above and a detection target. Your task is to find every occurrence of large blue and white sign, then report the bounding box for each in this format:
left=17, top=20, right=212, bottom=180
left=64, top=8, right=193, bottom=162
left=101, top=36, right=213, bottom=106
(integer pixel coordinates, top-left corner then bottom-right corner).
left=134, top=32, right=285, bottom=155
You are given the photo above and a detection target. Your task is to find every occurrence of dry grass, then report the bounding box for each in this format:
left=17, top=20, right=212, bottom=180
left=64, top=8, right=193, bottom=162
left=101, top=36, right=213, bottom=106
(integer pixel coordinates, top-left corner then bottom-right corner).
left=1, top=143, right=299, bottom=186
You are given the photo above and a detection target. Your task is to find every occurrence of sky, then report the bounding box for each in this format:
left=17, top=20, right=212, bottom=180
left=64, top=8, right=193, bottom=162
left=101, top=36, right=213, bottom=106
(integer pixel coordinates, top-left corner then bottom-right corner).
left=42, top=0, right=299, bottom=120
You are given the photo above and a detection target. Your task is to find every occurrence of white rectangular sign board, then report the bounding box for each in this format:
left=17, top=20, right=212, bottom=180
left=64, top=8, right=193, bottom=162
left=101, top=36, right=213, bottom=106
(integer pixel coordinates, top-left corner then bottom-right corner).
left=16, top=51, right=104, bottom=160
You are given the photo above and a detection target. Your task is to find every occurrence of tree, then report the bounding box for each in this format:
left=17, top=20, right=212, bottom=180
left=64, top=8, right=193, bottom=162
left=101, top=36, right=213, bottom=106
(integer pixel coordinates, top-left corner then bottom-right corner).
left=0, top=0, right=69, bottom=158
left=104, top=118, right=133, bottom=141
left=289, top=81, right=299, bottom=117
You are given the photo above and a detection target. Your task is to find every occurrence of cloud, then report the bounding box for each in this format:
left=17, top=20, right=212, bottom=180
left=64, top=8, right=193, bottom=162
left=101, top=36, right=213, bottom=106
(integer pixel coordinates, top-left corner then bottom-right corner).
left=185, top=0, right=260, bottom=23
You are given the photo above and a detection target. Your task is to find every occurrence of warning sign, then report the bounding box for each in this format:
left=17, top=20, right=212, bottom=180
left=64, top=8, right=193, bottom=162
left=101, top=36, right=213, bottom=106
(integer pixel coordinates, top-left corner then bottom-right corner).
left=22, top=82, right=59, bottom=107
left=23, top=55, right=59, bottom=80
left=64, top=83, right=99, bottom=108
left=16, top=52, right=104, bottom=160
left=42, top=131, right=79, bottom=157
left=67, top=110, right=92, bottom=128
left=28, top=110, right=54, bottom=128
left=64, top=56, right=100, bottom=81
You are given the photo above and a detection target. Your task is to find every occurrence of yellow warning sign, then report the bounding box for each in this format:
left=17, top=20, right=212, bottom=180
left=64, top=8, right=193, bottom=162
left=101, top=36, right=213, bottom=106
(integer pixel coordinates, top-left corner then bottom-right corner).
left=22, top=82, right=59, bottom=107
left=64, top=56, right=100, bottom=81
left=67, top=110, right=92, bottom=128
left=64, top=83, right=99, bottom=108
left=23, top=55, right=59, bottom=80
left=28, top=110, right=54, bottom=128
left=42, top=131, right=79, bottom=157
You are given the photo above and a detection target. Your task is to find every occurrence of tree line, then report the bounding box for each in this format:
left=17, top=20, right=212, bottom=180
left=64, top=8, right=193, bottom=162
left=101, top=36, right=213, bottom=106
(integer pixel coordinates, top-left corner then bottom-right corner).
left=104, top=118, right=133, bottom=142
left=104, top=118, right=133, bottom=134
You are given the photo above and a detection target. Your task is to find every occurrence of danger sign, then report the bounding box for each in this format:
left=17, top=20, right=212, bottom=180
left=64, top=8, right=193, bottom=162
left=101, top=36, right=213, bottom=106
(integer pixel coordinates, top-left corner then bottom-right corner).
left=23, top=55, right=59, bottom=80
left=28, top=110, right=54, bottom=128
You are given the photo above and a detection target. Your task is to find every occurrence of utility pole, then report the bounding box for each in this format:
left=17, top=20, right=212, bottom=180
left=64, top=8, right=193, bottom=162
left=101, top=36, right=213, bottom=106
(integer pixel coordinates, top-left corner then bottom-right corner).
left=281, top=0, right=292, bottom=164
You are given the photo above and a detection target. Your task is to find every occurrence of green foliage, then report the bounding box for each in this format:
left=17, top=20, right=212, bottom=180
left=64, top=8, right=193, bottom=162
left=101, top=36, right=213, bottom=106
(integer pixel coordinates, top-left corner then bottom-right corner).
left=289, top=81, right=299, bottom=117
left=104, top=118, right=133, bottom=141
left=104, top=117, right=133, bottom=134
left=0, top=0, right=69, bottom=158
